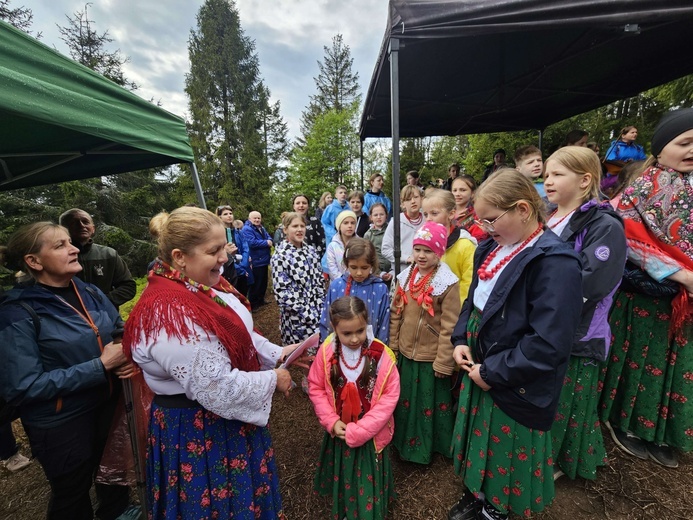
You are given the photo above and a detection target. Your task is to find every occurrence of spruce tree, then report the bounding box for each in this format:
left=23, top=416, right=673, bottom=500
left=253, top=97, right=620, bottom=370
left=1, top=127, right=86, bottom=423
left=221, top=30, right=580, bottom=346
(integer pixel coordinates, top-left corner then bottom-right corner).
left=185, top=0, right=285, bottom=217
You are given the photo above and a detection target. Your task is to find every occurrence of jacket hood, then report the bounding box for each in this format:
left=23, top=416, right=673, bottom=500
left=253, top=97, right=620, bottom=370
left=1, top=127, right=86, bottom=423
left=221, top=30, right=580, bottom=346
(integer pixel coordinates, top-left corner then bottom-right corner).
left=0, top=277, right=94, bottom=307
left=338, top=272, right=385, bottom=287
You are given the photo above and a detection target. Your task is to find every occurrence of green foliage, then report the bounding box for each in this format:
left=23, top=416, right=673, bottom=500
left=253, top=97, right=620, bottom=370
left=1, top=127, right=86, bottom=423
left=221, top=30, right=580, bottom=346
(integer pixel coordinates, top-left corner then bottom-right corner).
left=285, top=102, right=361, bottom=207
left=119, top=276, right=148, bottom=321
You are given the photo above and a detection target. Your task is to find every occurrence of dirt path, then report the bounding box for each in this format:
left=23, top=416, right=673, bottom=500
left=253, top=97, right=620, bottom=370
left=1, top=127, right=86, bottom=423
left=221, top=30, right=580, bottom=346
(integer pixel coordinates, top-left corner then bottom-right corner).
left=2, top=298, right=691, bottom=519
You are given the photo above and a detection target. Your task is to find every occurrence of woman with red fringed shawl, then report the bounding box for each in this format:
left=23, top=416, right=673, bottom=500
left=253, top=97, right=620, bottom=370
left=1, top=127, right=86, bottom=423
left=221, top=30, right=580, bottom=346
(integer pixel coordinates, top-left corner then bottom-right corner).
left=123, top=206, right=300, bottom=520
left=600, top=108, right=693, bottom=470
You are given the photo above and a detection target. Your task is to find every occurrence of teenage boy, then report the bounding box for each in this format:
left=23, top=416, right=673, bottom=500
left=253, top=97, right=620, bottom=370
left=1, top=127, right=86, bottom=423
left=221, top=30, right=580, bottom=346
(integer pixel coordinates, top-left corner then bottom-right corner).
left=364, top=173, right=392, bottom=217
left=321, top=185, right=351, bottom=246
left=515, top=145, right=546, bottom=196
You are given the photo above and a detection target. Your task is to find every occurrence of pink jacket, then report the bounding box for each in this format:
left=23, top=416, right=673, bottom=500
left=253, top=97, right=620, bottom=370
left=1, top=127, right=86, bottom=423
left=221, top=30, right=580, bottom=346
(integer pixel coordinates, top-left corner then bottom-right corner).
left=308, top=336, right=400, bottom=453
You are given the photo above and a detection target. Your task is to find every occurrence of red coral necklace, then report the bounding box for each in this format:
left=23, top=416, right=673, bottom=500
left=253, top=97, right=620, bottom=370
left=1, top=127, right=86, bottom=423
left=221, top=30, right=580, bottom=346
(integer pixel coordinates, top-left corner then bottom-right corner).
left=477, top=224, right=543, bottom=281
left=548, top=209, right=576, bottom=229
left=340, top=345, right=365, bottom=370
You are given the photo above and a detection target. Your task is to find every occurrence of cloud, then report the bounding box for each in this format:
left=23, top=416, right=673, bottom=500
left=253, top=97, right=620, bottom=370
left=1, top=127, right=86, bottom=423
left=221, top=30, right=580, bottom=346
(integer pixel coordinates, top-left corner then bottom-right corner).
left=20, top=0, right=390, bottom=139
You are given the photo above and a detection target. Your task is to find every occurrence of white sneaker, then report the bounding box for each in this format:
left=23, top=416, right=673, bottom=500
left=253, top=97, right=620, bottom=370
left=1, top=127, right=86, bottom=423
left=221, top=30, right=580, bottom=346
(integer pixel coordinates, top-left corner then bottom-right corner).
left=5, top=452, right=32, bottom=472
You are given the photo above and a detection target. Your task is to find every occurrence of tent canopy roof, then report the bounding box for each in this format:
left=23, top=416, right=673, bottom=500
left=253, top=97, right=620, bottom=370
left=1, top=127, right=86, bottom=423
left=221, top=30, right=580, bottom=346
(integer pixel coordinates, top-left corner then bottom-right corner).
left=0, top=20, right=194, bottom=191
left=360, top=0, right=693, bottom=139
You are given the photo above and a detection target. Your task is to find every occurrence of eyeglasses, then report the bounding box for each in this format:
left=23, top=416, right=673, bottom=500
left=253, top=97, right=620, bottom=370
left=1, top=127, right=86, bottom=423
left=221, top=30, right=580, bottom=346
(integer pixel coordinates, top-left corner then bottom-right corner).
left=474, top=202, right=518, bottom=233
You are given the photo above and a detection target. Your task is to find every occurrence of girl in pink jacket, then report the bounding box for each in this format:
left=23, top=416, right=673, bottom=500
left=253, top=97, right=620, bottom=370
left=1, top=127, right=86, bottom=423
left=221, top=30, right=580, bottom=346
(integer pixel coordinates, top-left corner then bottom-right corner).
left=308, top=295, right=400, bottom=520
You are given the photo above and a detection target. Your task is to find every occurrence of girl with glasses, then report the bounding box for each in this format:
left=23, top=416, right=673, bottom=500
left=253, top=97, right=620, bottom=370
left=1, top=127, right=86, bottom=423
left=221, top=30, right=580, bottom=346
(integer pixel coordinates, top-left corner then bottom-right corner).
left=448, top=169, right=583, bottom=520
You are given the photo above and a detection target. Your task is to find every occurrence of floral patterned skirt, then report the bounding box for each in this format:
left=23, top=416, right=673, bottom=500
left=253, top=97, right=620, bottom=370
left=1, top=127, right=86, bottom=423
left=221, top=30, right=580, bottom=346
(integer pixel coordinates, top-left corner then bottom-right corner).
left=314, top=432, right=396, bottom=520
left=550, top=356, right=607, bottom=480
left=450, top=308, right=554, bottom=517
left=599, top=289, right=693, bottom=451
left=147, top=402, right=285, bottom=520
left=392, top=356, right=455, bottom=464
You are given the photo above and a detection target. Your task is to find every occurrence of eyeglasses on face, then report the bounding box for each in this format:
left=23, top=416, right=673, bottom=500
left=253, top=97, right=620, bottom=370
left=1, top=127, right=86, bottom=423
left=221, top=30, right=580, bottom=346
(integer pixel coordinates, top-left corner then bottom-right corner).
left=474, top=202, right=518, bottom=233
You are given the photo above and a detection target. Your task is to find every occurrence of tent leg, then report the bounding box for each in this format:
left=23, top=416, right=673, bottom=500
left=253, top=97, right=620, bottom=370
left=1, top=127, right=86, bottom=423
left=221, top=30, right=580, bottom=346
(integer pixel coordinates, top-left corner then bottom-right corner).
left=190, top=162, right=206, bottom=210
left=390, top=37, right=402, bottom=277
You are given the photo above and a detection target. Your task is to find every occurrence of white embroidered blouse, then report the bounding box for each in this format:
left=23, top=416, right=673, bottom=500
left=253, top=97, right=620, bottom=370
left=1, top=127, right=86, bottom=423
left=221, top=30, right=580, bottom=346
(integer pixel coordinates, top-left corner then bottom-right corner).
left=131, top=292, right=282, bottom=426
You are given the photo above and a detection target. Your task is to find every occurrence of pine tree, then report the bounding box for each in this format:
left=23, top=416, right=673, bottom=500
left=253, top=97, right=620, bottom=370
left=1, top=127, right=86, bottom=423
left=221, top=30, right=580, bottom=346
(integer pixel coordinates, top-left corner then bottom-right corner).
left=0, top=0, right=36, bottom=34
left=185, top=0, right=283, bottom=217
left=299, top=34, right=360, bottom=139
left=57, top=3, right=137, bottom=90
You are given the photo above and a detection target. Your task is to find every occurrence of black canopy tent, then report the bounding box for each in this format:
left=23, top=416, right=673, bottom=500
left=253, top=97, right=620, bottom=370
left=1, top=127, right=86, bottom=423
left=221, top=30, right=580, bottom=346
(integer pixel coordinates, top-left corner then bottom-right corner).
left=0, top=20, right=206, bottom=208
left=360, top=0, right=693, bottom=273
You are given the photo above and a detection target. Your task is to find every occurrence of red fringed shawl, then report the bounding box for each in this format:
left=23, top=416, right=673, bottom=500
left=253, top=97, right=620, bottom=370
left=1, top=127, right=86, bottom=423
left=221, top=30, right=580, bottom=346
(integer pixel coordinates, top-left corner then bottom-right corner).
left=123, top=263, right=260, bottom=373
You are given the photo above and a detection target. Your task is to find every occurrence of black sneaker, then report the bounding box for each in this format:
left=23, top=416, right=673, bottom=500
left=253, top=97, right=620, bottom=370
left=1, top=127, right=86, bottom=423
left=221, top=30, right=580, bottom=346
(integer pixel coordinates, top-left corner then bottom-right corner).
left=646, top=442, right=679, bottom=468
left=480, top=501, right=508, bottom=520
left=448, top=492, right=482, bottom=520
left=605, top=420, right=648, bottom=460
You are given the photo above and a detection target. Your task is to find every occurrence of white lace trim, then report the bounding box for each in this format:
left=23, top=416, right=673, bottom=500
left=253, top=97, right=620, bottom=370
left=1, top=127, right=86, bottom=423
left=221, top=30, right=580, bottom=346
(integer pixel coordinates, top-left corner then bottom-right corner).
left=396, top=262, right=458, bottom=296
left=189, top=339, right=276, bottom=426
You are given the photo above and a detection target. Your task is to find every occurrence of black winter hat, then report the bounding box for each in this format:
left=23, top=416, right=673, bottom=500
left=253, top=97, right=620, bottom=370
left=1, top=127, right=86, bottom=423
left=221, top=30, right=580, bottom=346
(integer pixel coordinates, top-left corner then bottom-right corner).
left=651, top=108, right=693, bottom=157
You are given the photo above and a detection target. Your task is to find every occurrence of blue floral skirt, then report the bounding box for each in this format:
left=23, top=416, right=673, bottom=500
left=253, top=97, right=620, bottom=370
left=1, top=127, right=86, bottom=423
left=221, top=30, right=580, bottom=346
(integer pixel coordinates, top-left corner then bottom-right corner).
left=147, top=401, right=285, bottom=519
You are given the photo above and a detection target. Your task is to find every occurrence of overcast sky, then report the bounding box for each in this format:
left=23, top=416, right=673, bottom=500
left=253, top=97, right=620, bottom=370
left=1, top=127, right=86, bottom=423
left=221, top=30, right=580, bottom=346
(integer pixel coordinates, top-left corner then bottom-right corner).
left=18, top=0, right=390, bottom=140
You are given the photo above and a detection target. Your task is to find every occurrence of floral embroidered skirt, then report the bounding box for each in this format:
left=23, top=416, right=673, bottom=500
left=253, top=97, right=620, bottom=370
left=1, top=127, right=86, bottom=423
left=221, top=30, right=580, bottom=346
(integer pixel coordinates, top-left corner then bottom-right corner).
left=599, top=290, right=693, bottom=451
left=392, top=356, right=455, bottom=464
left=550, top=356, right=607, bottom=480
left=314, top=432, right=396, bottom=520
left=450, top=308, right=555, bottom=517
left=147, top=402, right=286, bottom=520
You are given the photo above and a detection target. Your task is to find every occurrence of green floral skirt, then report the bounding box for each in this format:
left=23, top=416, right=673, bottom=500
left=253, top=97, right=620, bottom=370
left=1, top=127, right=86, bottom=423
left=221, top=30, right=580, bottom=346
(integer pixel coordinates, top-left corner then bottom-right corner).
left=392, top=356, right=455, bottom=464
left=599, top=290, right=693, bottom=451
left=450, top=308, right=555, bottom=517
left=314, top=432, right=396, bottom=520
left=550, top=356, right=607, bottom=480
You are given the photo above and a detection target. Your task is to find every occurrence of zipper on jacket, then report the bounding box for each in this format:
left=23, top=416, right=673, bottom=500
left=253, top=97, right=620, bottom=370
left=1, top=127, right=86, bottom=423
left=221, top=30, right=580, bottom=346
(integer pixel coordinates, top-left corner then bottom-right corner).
left=411, top=307, right=425, bottom=358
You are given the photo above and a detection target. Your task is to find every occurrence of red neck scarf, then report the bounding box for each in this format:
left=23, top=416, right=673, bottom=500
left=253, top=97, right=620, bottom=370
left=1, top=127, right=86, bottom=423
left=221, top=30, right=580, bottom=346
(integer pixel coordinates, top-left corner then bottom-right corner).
left=123, top=260, right=260, bottom=372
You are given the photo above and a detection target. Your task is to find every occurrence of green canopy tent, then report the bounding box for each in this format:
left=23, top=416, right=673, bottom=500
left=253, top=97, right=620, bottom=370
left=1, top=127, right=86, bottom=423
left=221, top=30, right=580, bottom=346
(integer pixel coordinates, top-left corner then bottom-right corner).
left=0, top=20, right=204, bottom=205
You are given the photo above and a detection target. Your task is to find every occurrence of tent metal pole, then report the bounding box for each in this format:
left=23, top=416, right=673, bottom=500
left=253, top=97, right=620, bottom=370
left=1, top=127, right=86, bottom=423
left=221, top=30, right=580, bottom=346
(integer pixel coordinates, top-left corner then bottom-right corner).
left=190, top=162, right=207, bottom=210
left=538, top=129, right=543, bottom=151
left=390, top=37, right=401, bottom=277
left=360, top=140, right=364, bottom=191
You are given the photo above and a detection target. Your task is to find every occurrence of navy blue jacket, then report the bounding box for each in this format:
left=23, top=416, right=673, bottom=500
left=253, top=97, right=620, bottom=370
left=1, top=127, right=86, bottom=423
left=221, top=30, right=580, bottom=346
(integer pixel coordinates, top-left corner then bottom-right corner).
left=241, top=220, right=273, bottom=267
left=559, top=200, right=626, bottom=360
left=0, top=278, right=123, bottom=428
left=451, top=229, right=583, bottom=431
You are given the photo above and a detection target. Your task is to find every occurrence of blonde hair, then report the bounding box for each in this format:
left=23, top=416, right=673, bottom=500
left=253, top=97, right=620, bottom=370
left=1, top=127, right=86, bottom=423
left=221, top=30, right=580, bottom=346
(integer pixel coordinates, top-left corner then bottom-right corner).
left=150, top=206, right=224, bottom=264
left=400, top=185, right=420, bottom=202
left=423, top=188, right=456, bottom=212
left=148, top=212, right=168, bottom=239
left=281, top=211, right=306, bottom=228
left=476, top=168, right=546, bottom=224
left=545, top=146, right=602, bottom=202
left=318, top=191, right=332, bottom=209
left=4, top=222, right=67, bottom=277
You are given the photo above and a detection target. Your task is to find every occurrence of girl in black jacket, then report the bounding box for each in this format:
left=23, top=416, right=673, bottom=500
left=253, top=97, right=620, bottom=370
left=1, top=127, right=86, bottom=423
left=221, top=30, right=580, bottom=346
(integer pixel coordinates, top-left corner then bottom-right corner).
left=448, top=170, right=583, bottom=520
left=544, top=146, right=627, bottom=482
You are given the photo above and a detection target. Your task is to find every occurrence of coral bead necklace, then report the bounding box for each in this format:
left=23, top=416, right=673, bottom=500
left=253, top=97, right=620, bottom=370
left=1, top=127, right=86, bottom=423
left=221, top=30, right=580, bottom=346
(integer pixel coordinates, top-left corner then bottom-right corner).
left=339, top=343, right=365, bottom=370
left=477, top=223, right=543, bottom=281
left=548, top=208, right=577, bottom=230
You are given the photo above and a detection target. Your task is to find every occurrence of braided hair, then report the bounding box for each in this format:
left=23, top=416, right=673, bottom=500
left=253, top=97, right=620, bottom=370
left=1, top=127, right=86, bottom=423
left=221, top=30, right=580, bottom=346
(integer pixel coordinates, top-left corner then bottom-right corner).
left=329, top=296, right=370, bottom=387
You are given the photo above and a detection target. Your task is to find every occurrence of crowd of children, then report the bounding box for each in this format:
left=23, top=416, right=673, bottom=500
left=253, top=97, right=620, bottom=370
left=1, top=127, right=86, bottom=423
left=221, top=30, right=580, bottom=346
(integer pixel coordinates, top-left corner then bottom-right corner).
left=266, top=108, right=692, bottom=520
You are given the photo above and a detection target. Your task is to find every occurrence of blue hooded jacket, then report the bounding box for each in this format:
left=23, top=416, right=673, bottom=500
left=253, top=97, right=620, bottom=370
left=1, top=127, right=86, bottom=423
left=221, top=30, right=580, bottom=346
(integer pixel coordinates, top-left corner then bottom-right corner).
left=320, top=273, right=390, bottom=345
left=0, top=278, right=123, bottom=428
left=451, top=230, right=583, bottom=431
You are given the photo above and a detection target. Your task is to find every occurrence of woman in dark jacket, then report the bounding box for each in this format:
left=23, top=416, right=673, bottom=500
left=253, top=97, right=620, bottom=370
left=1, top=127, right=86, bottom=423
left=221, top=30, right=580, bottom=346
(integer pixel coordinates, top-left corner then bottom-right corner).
left=447, top=170, right=583, bottom=520
left=0, top=222, right=134, bottom=520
